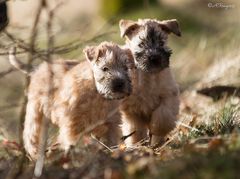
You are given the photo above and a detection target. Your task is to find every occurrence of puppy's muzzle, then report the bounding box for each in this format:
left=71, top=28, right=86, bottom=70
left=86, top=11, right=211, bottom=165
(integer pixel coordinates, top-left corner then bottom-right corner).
left=111, top=78, right=126, bottom=93
left=149, top=54, right=161, bottom=66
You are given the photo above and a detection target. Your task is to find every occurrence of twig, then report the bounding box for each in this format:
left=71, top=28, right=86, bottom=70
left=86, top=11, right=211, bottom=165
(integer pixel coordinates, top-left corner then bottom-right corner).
left=154, top=133, right=179, bottom=154
left=4, top=31, right=48, bottom=61
left=91, top=134, right=113, bottom=153
left=0, top=67, right=17, bottom=78
left=6, top=1, right=45, bottom=179
left=34, top=1, right=61, bottom=177
left=2, top=30, right=115, bottom=57
left=177, top=121, right=200, bottom=132
left=121, top=131, right=136, bottom=141
left=0, top=102, right=21, bottom=112
left=154, top=119, right=202, bottom=154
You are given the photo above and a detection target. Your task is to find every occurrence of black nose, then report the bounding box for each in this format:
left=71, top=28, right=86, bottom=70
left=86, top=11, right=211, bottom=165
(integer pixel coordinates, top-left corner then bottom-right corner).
left=149, top=55, right=160, bottom=61
left=149, top=55, right=160, bottom=65
left=111, top=78, right=125, bottom=92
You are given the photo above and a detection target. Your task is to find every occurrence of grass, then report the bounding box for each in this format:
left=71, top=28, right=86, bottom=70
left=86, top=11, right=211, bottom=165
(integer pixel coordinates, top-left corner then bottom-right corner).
left=188, top=102, right=240, bottom=138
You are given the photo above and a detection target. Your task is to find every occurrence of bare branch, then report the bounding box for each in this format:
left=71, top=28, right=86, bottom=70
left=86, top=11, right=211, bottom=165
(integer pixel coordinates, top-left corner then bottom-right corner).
left=0, top=102, right=21, bottom=112
left=6, top=2, right=46, bottom=179
left=0, top=67, right=17, bottom=78
left=34, top=1, right=61, bottom=177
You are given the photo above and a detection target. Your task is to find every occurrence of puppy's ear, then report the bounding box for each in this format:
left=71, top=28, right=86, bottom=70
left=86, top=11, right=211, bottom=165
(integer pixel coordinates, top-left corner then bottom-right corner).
left=159, top=19, right=181, bottom=37
left=119, top=19, right=140, bottom=39
left=124, top=48, right=135, bottom=69
left=97, top=47, right=107, bottom=59
left=83, top=46, right=97, bottom=62
left=83, top=46, right=107, bottom=63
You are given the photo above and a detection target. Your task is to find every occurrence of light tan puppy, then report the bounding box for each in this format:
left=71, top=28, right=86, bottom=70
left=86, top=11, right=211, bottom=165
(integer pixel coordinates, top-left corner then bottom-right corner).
left=9, top=42, right=133, bottom=159
left=52, top=42, right=133, bottom=152
left=119, top=19, right=181, bottom=146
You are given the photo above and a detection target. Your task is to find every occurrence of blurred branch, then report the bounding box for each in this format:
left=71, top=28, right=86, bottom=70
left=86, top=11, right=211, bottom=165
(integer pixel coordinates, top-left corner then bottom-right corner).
left=34, top=1, right=59, bottom=178
left=0, top=67, right=17, bottom=78
left=6, top=1, right=45, bottom=179
left=0, top=30, right=115, bottom=80
left=0, top=102, right=21, bottom=112
left=47, top=30, right=116, bottom=54
left=91, top=134, right=113, bottom=153
left=2, top=30, right=115, bottom=56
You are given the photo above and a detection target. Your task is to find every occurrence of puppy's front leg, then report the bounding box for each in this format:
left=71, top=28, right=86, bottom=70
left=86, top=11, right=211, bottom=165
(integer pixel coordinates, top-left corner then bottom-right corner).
left=58, top=118, right=79, bottom=152
left=149, top=95, right=179, bottom=146
left=103, top=112, right=121, bottom=146
left=121, top=112, right=148, bottom=147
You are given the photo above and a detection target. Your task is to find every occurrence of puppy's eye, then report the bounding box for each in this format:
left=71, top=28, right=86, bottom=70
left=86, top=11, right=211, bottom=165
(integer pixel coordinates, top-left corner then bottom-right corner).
left=102, top=67, right=109, bottom=72
left=123, top=64, right=128, bottom=71
left=130, top=26, right=136, bottom=32
left=159, top=41, right=164, bottom=46
left=138, top=42, right=144, bottom=48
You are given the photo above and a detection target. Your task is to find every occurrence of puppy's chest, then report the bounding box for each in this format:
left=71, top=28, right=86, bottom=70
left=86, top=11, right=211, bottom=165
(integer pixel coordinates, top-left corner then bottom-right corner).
left=91, top=97, right=119, bottom=118
left=74, top=86, right=120, bottom=122
left=123, top=75, right=162, bottom=116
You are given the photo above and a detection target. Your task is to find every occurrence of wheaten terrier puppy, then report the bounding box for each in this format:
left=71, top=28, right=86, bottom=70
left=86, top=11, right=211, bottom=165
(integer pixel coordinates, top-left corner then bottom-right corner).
left=9, top=42, right=134, bottom=159
left=119, top=19, right=181, bottom=146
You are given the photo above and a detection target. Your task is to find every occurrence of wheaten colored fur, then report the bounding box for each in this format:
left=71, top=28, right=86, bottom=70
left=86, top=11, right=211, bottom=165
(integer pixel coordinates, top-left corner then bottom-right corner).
left=23, top=60, right=78, bottom=159
left=10, top=42, right=133, bottom=159
left=119, top=19, right=181, bottom=146
left=120, top=68, right=179, bottom=145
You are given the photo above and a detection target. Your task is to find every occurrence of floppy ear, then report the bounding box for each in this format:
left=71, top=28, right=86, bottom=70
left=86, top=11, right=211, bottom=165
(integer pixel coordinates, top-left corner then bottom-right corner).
left=83, top=45, right=107, bottom=63
left=83, top=46, right=98, bottom=62
left=123, top=48, right=135, bottom=69
left=119, top=19, right=140, bottom=39
left=159, top=19, right=181, bottom=37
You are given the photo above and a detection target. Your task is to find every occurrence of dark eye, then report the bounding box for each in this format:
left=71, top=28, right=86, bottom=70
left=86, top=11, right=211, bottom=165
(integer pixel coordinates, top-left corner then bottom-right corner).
left=123, top=64, right=128, bottom=71
left=159, top=41, right=164, bottom=46
left=102, top=67, right=109, bottom=72
left=129, top=26, right=137, bottom=32
left=138, top=42, right=144, bottom=48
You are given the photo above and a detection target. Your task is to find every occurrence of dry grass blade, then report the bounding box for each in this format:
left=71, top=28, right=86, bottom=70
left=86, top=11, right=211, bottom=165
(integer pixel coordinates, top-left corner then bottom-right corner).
left=91, top=134, right=113, bottom=153
left=177, top=121, right=200, bottom=132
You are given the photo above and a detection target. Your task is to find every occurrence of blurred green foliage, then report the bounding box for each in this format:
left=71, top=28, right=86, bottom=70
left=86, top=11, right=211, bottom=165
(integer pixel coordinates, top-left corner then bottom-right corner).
left=100, top=0, right=157, bottom=18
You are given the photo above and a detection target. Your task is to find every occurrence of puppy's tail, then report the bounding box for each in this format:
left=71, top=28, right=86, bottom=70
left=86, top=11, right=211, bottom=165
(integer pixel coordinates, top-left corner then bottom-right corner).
left=9, top=47, right=30, bottom=74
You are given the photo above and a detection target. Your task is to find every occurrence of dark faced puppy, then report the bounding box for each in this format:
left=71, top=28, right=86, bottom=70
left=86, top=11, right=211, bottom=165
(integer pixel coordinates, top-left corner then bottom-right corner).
left=119, top=19, right=181, bottom=147
left=120, top=19, right=181, bottom=73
